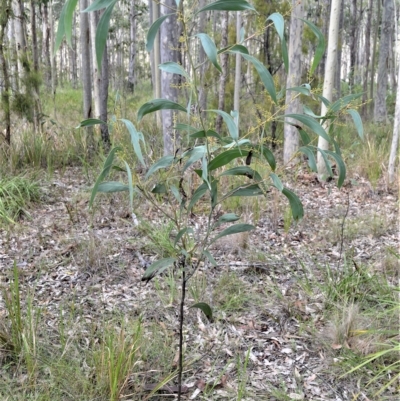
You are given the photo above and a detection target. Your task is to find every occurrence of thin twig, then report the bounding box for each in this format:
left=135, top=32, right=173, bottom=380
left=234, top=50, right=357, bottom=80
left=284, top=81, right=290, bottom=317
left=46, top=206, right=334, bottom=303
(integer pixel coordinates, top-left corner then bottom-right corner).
left=337, top=190, right=350, bottom=271
left=177, top=258, right=186, bottom=401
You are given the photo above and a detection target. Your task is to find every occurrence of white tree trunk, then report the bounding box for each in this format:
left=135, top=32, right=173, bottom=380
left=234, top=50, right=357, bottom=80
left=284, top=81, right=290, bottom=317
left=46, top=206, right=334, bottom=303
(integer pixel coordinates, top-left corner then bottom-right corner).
left=283, top=0, right=303, bottom=165
left=233, top=12, right=242, bottom=114
left=128, top=0, right=136, bottom=93
left=388, top=61, right=400, bottom=184
left=374, top=0, right=394, bottom=123
left=317, top=0, right=341, bottom=177
left=152, top=0, right=161, bottom=127
left=90, top=11, right=101, bottom=119
left=160, top=0, right=179, bottom=155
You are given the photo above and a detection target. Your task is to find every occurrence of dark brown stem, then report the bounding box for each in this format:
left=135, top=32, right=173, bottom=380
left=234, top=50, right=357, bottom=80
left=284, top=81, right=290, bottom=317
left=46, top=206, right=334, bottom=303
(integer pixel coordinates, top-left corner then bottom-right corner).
left=177, top=261, right=186, bottom=401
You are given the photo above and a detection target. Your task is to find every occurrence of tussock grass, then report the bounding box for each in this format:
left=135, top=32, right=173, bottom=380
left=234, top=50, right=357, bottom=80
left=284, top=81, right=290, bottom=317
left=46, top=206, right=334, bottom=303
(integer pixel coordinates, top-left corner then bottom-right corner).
left=0, top=174, right=41, bottom=224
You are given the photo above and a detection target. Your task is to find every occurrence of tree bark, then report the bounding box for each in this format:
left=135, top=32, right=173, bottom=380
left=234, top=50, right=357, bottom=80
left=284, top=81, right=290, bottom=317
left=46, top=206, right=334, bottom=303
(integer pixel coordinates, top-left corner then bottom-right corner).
left=388, top=61, right=400, bottom=184
left=216, top=11, right=229, bottom=134
left=152, top=0, right=161, bottom=127
left=317, top=0, right=341, bottom=177
left=90, top=10, right=101, bottom=119
left=362, top=0, right=373, bottom=117
left=0, top=1, right=12, bottom=145
left=233, top=12, right=242, bottom=114
left=348, top=0, right=357, bottom=89
left=197, top=0, right=208, bottom=117
left=283, top=0, right=303, bottom=165
left=374, top=0, right=394, bottom=123
left=128, top=0, right=137, bottom=93
left=160, top=0, right=180, bottom=155
left=79, top=0, right=94, bottom=155
left=100, top=42, right=110, bottom=148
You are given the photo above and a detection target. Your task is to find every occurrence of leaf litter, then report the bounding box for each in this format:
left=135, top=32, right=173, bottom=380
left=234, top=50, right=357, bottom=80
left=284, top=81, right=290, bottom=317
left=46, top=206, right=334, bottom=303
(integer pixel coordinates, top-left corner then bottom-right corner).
left=0, top=167, right=398, bottom=400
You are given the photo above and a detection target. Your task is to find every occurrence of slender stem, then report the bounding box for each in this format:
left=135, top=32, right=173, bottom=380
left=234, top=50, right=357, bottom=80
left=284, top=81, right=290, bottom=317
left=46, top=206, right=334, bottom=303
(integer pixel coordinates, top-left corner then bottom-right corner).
left=177, top=261, right=186, bottom=401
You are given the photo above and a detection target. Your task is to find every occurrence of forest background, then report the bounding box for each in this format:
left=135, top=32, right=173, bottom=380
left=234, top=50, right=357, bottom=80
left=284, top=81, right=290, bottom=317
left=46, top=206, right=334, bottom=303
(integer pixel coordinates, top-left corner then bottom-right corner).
left=0, top=0, right=398, bottom=400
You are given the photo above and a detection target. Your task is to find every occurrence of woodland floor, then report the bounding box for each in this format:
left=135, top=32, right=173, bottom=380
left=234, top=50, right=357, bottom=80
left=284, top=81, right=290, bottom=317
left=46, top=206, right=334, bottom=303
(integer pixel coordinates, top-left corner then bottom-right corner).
left=0, top=167, right=398, bottom=401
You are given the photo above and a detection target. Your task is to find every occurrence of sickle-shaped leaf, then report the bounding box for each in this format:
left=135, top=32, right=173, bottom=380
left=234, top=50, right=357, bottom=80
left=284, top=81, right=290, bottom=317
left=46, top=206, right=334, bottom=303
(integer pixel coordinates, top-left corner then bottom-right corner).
left=196, top=0, right=257, bottom=14
left=316, top=148, right=333, bottom=178
left=267, top=13, right=288, bottom=72
left=326, top=150, right=346, bottom=188
left=299, top=146, right=318, bottom=172
left=97, top=181, right=129, bottom=192
left=191, top=302, right=213, bottom=322
left=217, top=213, right=240, bottom=224
left=229, top=50, right=277, bottom=104
left=142, top=258, right=176, bottom=281
left=188, top=182, right=208, bottom=210
left=329, top=93, right=363, bottom=113
left=146, top=14, right=173, bottom=52
left=255, top=145, right=276, bottom=171
left=300, top=19, right=326, bottom=75
left=159, top=62, right=189, bottom=79
left=347, top=109, right=363, bottom=140
left=120, top=119, right=146, bottom=167
left=90, top=146, right=121, bottom=207
left=208, top=149, right=250, bottom=171
left=175, top=123, right=198, bottom=133
left=269, top=173, right=283, bottom=191
left=220, top=166, right=262, bottom=181
left=95, top=0, right=118, bottom=70
left=83, top=0, right=116, bottom=12
left=229, top=184, right=264, bottom=197
left=76, top=118, right=106, bottom=128
left=282, top=188, right=304, bottom=221
left=196, top=33, right=221, bottom=72
left=138, top=99, right=186, bottom=122
left=145, top=155, right=176, bottom=179
left=55, top=1, right=67, bottom=51
left=203, top=250, right=217, bottom=267
left=287, top=86, right=311, bottom=96
left=212, top=223, right=255, bottom=242
left=284, top=114, right=331, bottom=143
left=207, top=110, right=238, bottom=140
left=65, top=0, right=79, bottom=47
left=123, top=161, right=135, bottom=213
left=183, top=146, right=207, bottom=172
left=218, top=44, right=249, bottom=55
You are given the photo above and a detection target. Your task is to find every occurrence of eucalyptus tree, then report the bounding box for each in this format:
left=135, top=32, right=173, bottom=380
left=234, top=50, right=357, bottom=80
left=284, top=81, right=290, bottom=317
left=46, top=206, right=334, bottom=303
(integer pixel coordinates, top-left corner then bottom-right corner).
left=283, top=0, right=303, bottom=165
left=374, top=0, right=395, bottom=123
left=0, top=0, right=12, bottom=145
left=362, top=0, right=373, bottom=117
left=388, top=61, right=400, bottom=184
left=159, top=0, right=181, bottom=155
left=317, top=0, right=341, bottom=177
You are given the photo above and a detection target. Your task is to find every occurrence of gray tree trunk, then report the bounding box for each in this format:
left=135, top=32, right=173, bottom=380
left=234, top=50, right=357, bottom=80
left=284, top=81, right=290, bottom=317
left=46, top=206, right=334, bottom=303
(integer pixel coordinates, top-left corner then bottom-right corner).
left=370, top=0, right=381, bottom=116
left=233, top=12, right=242, bottom=114
left=216, top=11, right=229, bottom=134
left=42, top=2, right=52, bottom=91
left=283, top=0, right=303, bottom=165
left=349, top=0, right=357, bottom=88
left=160, top=0, right=180, bottom=155
left=362, top=0, right=373, bottom=117
left=100, top=42, right=110, bottom=148
left=0, top=1, right=12, bottom=145
left=197, top=0, right=208, bottom=117
left=317, top=0, right=341, bottom=177
left=152, top=0, right=161, bottom=127
left=79, top=0, right=94, bottom=154
left=374, top=0, right=394, bottom=123
left=90, top=10, right=101, bottom=119
left=388, top=61, right=400, bottom=184
left=128, top=0, right=137, bottom=93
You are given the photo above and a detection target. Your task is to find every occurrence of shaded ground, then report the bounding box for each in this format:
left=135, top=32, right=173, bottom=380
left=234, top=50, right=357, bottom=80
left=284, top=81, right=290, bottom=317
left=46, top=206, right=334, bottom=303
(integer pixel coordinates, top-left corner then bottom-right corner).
left=0, top=167, right=398, bottom=400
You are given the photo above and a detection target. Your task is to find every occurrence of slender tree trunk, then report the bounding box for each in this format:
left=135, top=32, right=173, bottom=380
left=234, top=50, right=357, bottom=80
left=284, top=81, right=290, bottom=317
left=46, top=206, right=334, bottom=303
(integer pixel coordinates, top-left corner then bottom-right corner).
left=374, top=0, right=395, bottom=123
left=100, top=43, right=110, bottom=148
left=197, top=0, right=208, bottom=117
left=388, top=61, right=400, bottom=184
left=90, top=10, right=101, bottom=119
left=317, top=0, right=341, bottom=177
left=160, top=0, right=180, bottom=155
left=334, top=0, right=344, bottom=99
left=12, top=0, right=25, bottom=89
left=42, top=2, right=52, bottom=91
left=128, top=0, right=137, bottom=93
left=233, top=12, right=242, bottom=114
left=316, top=0, right=330, bottom=82
left=7, top=14, right=18, bottom=92
left=0, top=2, right=12, bottom=145
left=349, top=0, right=357, bottom=89
left=370, top=0, right=381, bottom=117
left=153, top=0, right=161, bottom=127
left=362, top=0, right=373, bottom=117
left=283, top=0, right=303, bottom=165
left=216, top=11, right=229, bottom=134
left=79, top=0, right=94, bottom=154
left=49, top=1, right=57, bottom=93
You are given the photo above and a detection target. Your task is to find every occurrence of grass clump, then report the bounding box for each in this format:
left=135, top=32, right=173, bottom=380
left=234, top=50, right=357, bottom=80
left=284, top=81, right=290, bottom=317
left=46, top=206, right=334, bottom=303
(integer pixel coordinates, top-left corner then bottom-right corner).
left=0, top=174, right=41, bottom=224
